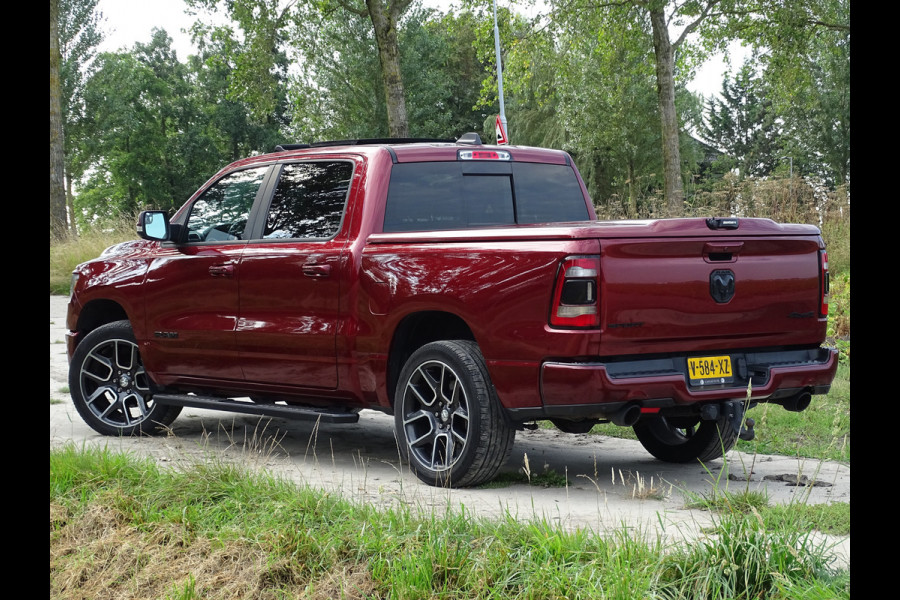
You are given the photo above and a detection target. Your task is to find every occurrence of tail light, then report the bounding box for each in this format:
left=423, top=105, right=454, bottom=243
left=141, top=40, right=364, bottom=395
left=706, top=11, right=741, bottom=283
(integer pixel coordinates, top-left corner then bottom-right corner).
left=550, top=256, right=601, bottom=328
left=819, top=250, right=830, bottom=317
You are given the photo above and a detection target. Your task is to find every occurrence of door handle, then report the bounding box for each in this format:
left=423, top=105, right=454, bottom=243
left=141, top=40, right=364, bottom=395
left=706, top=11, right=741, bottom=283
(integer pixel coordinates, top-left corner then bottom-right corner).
left=208, top=263, right=235, bottom=278
left=302, top=263, right=332, bottom=278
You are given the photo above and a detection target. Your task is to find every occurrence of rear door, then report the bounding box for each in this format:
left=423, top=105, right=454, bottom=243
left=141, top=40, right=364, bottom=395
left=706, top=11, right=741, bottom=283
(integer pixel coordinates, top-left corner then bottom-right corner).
left=236, top=159, right=356, bottom=389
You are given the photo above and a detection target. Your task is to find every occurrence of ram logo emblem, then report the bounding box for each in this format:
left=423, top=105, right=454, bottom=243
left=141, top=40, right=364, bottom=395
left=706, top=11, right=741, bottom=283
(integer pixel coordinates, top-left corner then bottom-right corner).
left=710, top=270, right=735, bottom=303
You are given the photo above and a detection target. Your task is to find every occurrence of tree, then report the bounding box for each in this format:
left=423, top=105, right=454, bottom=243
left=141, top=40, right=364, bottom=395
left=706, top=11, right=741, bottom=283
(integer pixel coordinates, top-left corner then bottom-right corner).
left=77, top=31, right=215, bottom=222
left=188, top=0, right=295, bottom=125
left=58, top=0, right=104, bottom=235
left=333, top=0, right=414, bottom=137
left=750, top=0, right=850, bottom=187
left=700, top=60, right=780, bottom=179
left=189, top=20, right=290, bottom=157
left=403, top=9, right=488, bottom=139
left=50, top=0, right=67, bottom=239
left=286, top=7, right=388, bottom=139
left=543, top=0, right=727, bottom=215
left=190, top=0, right=415, bottom=137
left=282, top=4, right=487, bottom=141
left=479, top=2, right=702, bottom=212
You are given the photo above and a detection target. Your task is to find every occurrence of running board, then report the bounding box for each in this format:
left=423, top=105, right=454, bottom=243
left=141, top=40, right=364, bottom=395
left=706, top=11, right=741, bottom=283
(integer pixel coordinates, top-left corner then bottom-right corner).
left=153, top=393, right=360, bottom=424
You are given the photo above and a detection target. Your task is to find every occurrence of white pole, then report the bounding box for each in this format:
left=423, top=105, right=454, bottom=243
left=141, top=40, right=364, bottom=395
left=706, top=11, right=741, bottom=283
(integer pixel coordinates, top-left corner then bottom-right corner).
left=493, top=0, right=508, bottom=143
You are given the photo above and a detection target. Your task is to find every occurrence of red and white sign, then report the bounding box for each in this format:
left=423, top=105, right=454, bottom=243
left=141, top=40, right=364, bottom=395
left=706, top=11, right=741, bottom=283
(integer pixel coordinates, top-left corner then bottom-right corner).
left=495, top=115, right=508, bottom=145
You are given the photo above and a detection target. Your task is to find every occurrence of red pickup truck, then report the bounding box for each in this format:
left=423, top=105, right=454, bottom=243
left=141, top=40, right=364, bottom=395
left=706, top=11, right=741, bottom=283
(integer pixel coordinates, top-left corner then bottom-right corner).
left=66, top=135, right=838, bottom=487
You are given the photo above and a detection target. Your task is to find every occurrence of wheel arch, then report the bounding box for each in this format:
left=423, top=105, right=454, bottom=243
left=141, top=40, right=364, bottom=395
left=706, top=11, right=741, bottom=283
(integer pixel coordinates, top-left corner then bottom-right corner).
left=73, top=298, right=130, bottom=343
left=386, top=310, right=476, bottom=407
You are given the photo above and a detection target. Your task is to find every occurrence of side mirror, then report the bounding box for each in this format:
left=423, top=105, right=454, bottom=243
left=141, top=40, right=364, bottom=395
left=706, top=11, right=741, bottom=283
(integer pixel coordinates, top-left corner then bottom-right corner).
left=136, top=210, right=170, bottom=241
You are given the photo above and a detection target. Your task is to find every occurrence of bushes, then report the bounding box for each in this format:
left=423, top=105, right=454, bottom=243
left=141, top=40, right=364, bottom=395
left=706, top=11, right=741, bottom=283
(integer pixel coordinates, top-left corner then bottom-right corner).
left=594, top=176, right=851, bottom=277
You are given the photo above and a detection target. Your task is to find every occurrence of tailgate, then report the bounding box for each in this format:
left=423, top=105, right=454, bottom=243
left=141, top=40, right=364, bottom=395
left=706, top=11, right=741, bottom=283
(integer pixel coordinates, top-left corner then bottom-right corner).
left=595, top=223, right=827, bottom=356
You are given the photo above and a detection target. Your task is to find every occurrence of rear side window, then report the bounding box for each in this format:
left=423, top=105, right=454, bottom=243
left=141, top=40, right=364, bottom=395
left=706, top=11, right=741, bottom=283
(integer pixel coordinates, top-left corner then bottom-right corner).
left=263, top=161, right=353, bottom=239
left=383, top=161, right=589, bottom=232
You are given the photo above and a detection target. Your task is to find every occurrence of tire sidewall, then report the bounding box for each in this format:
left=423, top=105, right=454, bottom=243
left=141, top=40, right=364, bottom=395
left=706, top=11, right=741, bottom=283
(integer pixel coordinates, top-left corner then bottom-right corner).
left=633, top=415, right=737, bottom=463
left=394, top=341, right=489, bottom=486
left=68, top=320, right=173, bottom=436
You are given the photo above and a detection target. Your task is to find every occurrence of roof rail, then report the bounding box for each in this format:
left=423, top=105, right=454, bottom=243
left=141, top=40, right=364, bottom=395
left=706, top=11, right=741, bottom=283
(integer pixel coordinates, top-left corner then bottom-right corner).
left=273, top=143, right=311, bottom=152
left=272, top=138, right=454, bottom=153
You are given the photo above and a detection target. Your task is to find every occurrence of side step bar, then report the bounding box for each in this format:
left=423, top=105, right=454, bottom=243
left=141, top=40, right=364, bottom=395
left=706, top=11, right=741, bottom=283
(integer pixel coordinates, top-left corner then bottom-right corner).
left=153, top=393, right=360, bottom=424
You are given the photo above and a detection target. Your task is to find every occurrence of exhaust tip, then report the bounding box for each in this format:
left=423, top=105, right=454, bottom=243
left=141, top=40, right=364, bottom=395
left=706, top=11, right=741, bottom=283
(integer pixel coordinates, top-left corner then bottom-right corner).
left=610, top=404, right=641, bottom=427
left=784, top=392, right=812, bottom=413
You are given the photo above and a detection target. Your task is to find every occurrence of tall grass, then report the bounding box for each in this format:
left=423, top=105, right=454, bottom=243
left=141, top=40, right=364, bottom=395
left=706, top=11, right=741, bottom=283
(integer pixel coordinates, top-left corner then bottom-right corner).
left=595, top=176, right=850, bottom=276
left=49, top=216, right=138, bottom=294
left=50, top=445, right=849, bottom=600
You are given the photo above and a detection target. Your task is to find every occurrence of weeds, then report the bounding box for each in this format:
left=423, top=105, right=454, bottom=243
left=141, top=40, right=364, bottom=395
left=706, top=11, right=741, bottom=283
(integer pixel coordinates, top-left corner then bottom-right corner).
left=611, top=468, right=672, bottom=501
left=480, top=453, right=570, bottom=488
left=686, top=489, right=770, bottom=514
left=654, top=511, right=847, bottom=599
left=50, top=445, right=849, bottom=599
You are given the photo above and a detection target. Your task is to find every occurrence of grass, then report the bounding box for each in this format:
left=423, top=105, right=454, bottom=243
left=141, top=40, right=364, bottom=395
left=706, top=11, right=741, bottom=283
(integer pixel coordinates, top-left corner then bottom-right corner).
left=685, top=489, right=850, bottom=536
left=52, top=386, right=70, bottom=404
left=50, top=445, right=849, bottom=600
left=49, top=216, right=138, bottom=294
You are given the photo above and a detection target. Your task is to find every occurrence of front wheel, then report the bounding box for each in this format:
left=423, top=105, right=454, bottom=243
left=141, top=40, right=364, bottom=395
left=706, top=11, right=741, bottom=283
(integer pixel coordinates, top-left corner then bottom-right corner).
left=69, top=320, right=182, bottom=436
left=394, top=340, right=515, bottom=487
left=633, top=412, right=738, bottom=463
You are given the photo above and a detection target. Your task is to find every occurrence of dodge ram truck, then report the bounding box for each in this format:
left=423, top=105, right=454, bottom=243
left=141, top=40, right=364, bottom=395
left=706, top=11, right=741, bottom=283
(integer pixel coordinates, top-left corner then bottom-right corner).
left=66, top=134, right=838, bottom=487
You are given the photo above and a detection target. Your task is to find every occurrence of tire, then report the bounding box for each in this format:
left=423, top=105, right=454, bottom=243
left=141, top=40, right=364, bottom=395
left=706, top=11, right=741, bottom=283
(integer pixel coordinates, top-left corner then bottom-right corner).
left=69, top=320, right=182, bottom=436
left=633, top=412, right=738, bottom=463
left=394, top=340, right=515, bottom=487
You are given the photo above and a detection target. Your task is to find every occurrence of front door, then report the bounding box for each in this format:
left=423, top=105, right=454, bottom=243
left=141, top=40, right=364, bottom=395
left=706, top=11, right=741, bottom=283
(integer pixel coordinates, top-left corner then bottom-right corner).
left=141, top=166, right=271, bottom=384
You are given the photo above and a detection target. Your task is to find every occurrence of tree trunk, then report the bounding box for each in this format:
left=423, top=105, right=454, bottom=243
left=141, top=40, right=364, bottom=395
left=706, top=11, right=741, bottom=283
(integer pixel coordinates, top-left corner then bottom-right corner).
left=50, top=0, right=68, bottom=239
left=65, top=169, right=77, bottom=236
left=648, top=6, right=684, bottom=216
left=366, top=0, right=409, bottom=138
left=627, top=159, right=637, bottom=217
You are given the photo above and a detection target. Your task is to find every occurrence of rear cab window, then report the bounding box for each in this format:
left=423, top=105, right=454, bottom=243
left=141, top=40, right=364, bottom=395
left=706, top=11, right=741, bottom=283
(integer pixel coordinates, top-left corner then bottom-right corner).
left=383, top=160, right=590, bottom=233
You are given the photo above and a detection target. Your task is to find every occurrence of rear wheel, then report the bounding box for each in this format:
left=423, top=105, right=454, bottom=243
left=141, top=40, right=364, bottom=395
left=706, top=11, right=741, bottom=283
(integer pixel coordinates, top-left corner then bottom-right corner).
left=633, top=412, right=738, bottom=463
left=69, top=320, right=182, bottom=436
left=394, top=340, right=515, bottom=487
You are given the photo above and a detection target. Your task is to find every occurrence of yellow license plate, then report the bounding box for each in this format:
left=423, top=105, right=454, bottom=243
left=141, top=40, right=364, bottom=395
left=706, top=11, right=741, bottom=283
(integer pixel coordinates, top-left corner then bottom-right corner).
left=687, top=356, right=733, bottom=385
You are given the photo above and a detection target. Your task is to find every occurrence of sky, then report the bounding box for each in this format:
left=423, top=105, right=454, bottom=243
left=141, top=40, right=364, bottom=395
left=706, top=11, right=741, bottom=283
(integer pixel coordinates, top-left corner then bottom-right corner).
left=96, top=0, right=746, bottom=101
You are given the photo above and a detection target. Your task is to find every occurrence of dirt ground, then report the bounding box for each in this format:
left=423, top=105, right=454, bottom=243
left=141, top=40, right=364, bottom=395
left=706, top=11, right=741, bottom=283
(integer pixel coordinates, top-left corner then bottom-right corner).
left=50, top=295, right=849, bottom=567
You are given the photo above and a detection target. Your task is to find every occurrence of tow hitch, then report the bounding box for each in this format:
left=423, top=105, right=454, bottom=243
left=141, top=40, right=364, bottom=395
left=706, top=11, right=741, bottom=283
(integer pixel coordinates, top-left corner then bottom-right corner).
left=701, top=400, right=755, bottom=441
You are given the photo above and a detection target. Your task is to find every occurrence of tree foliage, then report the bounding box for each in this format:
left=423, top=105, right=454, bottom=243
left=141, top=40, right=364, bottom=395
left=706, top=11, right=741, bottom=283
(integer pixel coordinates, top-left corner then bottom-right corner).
left=700, top=60, right=779, bottom=179
left=75, top=29, right=284, bottom=225
left=54, top=0, right=849, bottom=230
left=711, top=0, right=850, bottom=186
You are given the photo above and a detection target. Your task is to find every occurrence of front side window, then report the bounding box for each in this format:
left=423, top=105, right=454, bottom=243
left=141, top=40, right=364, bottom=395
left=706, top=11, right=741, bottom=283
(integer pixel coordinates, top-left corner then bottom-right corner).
left=263, top=161, right=354, bottom=239
left=186, top=167, right=268, bottom=242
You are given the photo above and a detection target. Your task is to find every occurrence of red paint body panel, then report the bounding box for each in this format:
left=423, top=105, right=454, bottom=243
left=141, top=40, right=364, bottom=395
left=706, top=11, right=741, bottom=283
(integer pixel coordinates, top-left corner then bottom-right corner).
left=67, top=142, right=837, bottom=419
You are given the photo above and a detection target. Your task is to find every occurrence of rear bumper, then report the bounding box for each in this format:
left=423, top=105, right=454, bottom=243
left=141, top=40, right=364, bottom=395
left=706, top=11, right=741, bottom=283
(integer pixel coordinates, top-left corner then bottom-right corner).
left=513, top=346, right=838, bottom=422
